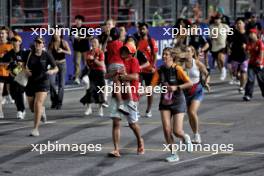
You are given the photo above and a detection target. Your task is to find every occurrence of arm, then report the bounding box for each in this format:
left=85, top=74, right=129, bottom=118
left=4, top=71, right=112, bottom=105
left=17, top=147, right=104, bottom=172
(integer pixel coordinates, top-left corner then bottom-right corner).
left=61, top=40, right=71, bottom=55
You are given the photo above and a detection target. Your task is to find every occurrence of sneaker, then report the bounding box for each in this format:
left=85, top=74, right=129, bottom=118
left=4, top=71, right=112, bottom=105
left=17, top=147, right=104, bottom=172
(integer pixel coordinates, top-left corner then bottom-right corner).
left=184, top=134, right=193, bottom=153
left=145, top=111, right=152, bottom=118
left=84, top=106, right=92, bottom=116
left=74, top=78, right=81, bottom=85
left=0, top=112, right=4, bottom=119
left=243, top=96, right=251, bottom=101
left=118, top=104, right=130, bottom=115
left=102, top=102, right=109, bottom=108
left=17, top=111, right=24, bottom=120
left=30, top=128, right=39, bottom=137
left=98, top=107, right=103, bottom=117
left=127, top=101, right=137, bottom=111
left=220, top=68, right=227, bottom=81
left=165, top=153, right=179, bottom=162
left=229, top=77, right=235, bottom=85
left=238, top=87, right=245, bottom=94
left=41, top=107, right=47, bottom=123
left=192, top=133, right=201, bottom=144
left=7, top=95, right=15, bottom=104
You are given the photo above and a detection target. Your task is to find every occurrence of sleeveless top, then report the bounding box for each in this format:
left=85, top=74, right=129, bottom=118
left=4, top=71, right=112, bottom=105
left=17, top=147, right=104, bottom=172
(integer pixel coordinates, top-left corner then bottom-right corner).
left=51, top=40, right=66, bottom=61
left=185, top=59, right=200, bottom=84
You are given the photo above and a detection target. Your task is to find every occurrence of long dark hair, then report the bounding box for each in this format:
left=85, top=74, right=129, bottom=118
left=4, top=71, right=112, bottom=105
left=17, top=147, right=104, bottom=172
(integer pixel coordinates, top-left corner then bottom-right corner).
left=48, top=33, right=64, bottom=51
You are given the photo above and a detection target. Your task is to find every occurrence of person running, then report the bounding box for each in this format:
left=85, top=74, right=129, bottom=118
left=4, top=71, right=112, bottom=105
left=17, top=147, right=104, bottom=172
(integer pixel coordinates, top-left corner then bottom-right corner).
left=25, top=37, right=58, bottom=137
left=0, top=26, right=13, bottom=118
left=2, top=35, right=28, bottom=119
left=228, top=18, right=248, bottom=93
left=106, top=27, right=136, bottom=115
left=243, top=28, right=264, bottom=101
left=151, top=47, right=193, bottom=162
left=48, top=30, right=71, bottom=109
left=71, top=15, right=90, bottom=84
left=183, top=46, right=209, bottom=144
left=107, top=43, right=144, bottom=157
left=80, top=37, right=106, bottom=116
left=137, top=22, right=158, bottom=118
left=210, top=14, right=230, bottom=81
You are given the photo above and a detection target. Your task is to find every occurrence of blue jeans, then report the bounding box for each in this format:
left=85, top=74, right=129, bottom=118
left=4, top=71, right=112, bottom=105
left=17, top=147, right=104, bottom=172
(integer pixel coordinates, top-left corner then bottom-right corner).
left=50, top=62, right=66, bottom=106
left=244, top=65, right=264, bottom=98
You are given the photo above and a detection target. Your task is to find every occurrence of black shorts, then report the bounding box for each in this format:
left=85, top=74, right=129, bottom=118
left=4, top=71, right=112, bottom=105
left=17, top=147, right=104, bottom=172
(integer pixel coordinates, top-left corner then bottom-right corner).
left=0, top=76, right=13, bottom=83
left=25, top=81, right=49, bottom=97
left=211, top=48, right=226, bottom=59
left=140, top=72, right=154, bottom=86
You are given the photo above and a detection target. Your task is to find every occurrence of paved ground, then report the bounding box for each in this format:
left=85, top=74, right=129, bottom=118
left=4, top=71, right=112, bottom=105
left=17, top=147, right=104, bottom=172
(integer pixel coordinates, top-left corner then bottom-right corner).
left=0, top=73, right=264, bottom=176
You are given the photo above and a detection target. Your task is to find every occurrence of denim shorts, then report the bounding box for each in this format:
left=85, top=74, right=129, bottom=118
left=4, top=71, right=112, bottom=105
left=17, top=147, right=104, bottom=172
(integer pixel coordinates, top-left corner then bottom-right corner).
left=185, top=83, right=204, bottom=106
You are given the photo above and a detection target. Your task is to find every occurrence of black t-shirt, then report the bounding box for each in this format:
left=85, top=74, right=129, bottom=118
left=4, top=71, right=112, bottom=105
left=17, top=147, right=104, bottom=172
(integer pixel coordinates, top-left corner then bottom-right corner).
left=27, top=51, right=56, bottom=83
left=71, top=25, right=90, bottom=52
left=2, top=49, right=29, bottom=76
left=229, top=30, right=248, bottom=62
left=189, top=35, right=207, bottom=51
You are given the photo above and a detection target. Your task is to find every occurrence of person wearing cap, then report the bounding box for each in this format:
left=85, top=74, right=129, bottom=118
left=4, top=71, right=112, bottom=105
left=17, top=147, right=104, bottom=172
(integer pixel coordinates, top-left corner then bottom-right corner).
left=0, top=26, right=13, bottom=118
left=1, top=35, right=29, bottom=119
left=80, top=37, right=106, bottom=116
left=107, top=42, right=144, bottom=157
left=243, top=28, right=264, bottom=101
left=70, top=15, right=90, bottom=85
left=25, top=37, right=58, bottom=136
left=210, top=13, right=230, bottom=81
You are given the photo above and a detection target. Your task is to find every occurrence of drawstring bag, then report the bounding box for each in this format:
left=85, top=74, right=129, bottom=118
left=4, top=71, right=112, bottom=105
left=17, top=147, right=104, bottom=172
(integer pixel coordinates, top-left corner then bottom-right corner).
left=161, top=91, right=175, bottom=105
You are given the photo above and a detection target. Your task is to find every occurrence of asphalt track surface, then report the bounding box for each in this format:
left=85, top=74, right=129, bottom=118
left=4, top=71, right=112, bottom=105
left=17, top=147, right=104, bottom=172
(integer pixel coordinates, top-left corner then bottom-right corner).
left=0, top=73, right=264, bottom=176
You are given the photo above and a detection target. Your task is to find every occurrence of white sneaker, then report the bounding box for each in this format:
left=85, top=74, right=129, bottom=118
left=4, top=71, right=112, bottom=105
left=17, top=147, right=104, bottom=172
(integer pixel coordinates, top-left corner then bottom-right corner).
left=145, top=111, right=152, bottom=118
left=127, top=101, right=137, bottom=111
left=220, top=68, right=227, bottom=81
left=229, top=77, right=235, bottom=85
left=41, top=107, right=47, bottom=123
left=184, top=134, right=193, bottom=153
left=7, top=95, right=15, bottom=104
left=74, top=78, right=81, bottom=85
left=118, top=104, right=130, bottom=115
left=0, top=112, right=4, bottom=118
left=192, top=133, right=202, bottom=144
left=84, top=106, right=92, bottom=116
left=17, top=111, right=24, bottom=120
left=165, top=153, right=180, bottom=162
left=238, top=87, right=245, bottom=94
left=98, top=106, right=103, bottom=117
left=30, top=128, right=39, bottom=137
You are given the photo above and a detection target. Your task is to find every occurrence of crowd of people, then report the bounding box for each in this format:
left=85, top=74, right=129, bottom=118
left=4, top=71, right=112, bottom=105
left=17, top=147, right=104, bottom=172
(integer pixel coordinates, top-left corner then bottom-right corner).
left=0, top=11, right=263, bottom=162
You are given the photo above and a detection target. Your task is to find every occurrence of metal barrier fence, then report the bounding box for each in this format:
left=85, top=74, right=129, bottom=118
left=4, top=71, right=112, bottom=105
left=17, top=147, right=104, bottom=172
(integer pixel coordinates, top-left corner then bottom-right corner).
left=0, top=0, right=263, bottom=29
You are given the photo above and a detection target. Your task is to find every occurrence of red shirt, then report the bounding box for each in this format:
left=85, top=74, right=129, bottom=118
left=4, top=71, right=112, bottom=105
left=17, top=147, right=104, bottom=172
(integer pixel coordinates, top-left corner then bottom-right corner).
left=106, top=40, right=124, bottom=65
left=246, top=39, right=264, bottom=67
left=122, top=57, right=141, bottom=102
left=86, top=48, right=105, bottom=71
left=137, top=38, right=158, bottom=72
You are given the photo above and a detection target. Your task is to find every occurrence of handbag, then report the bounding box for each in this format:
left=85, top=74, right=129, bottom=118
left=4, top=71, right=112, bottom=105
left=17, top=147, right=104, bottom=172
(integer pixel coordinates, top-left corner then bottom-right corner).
left=14, top=52, right=31, bottom=87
